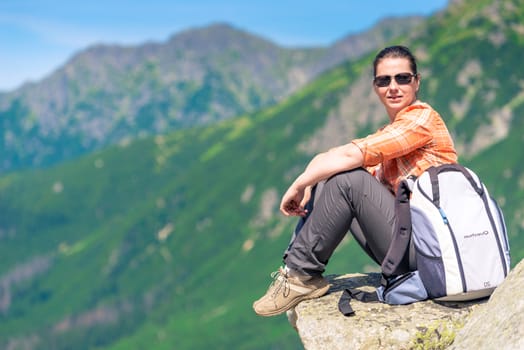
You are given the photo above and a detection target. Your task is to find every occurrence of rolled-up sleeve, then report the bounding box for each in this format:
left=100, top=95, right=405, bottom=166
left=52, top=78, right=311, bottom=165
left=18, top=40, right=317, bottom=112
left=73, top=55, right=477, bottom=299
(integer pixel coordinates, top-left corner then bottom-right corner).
left=352, top=108, right=433, bottom=167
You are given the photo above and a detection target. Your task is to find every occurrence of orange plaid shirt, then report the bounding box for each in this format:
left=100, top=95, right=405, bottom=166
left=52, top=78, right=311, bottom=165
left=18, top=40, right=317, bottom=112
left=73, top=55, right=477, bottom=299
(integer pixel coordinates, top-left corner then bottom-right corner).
left=352, top=102, right=457, bottom=194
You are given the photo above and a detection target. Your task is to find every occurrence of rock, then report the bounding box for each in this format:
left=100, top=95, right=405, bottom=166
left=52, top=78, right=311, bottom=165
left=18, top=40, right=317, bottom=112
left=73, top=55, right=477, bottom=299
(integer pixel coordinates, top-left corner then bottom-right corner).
left=290, top=259, right=524, bottom=349
left=289, top=273, right=482, bottom=349
left=450, top=259, right=524, bottom=350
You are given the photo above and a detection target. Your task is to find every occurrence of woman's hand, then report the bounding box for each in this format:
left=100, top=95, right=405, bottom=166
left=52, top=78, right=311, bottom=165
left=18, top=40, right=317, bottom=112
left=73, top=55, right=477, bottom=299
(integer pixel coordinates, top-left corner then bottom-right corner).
left=279, top=143, right=364, bottom=216
left=300, top=186, right=312, bottom=209
left=280, top=185, right=309, bottom=217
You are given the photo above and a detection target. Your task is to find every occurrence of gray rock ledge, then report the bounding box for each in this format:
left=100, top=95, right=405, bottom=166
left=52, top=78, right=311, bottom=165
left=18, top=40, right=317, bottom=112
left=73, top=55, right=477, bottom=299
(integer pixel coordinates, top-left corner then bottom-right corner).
left=290, top=259, right=524, bottom=349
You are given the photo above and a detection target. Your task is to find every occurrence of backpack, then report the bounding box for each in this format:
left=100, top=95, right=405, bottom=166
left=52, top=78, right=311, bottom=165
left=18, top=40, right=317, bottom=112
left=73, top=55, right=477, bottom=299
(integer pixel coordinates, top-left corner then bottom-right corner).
left=338, top=163, right=511, bottom=316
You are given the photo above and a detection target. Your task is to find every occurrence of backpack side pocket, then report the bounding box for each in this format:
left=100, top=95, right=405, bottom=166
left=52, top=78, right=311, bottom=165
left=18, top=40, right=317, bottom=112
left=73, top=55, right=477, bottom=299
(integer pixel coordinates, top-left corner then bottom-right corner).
left=377, top=271, right=428, bottom=305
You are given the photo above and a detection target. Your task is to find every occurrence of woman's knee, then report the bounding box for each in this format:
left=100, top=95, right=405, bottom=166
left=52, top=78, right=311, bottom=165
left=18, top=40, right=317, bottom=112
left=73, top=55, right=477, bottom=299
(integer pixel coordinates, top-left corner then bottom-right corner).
left=326, top=168, right=371, bottom=192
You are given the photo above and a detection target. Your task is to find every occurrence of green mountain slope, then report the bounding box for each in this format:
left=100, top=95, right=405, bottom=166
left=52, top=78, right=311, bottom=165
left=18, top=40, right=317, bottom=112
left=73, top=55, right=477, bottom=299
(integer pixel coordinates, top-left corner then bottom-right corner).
left=1, top=0, right=523, bottom=349
left=0, top=61, right=370, bottom=349
left=0, top=59, right=366, bottom=348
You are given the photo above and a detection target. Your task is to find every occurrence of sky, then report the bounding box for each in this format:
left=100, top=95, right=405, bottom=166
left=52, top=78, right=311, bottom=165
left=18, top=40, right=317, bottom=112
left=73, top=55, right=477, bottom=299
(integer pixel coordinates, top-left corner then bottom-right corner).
left=0, top=0, right=449, bottom=92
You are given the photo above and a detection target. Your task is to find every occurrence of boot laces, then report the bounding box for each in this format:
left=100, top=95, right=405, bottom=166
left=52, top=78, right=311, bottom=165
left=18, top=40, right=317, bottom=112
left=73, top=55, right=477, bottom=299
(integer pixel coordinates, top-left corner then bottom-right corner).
left=270, top=267, right=290, bottom=299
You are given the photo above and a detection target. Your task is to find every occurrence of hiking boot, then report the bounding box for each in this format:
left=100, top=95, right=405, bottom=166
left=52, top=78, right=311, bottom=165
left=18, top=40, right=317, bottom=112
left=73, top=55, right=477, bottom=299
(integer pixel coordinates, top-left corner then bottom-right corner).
left=253, top=267, right=330, bottom=317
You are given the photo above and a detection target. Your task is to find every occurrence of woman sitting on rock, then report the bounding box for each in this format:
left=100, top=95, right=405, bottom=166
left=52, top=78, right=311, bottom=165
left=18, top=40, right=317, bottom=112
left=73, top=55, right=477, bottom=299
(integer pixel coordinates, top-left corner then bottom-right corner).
left=253, top=45, right=457, bottom=317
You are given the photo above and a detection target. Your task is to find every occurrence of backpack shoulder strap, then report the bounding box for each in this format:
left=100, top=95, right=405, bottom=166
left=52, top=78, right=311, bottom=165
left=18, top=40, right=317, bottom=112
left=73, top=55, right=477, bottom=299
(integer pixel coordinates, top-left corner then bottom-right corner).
left=381, top=178, right=414, bottom=277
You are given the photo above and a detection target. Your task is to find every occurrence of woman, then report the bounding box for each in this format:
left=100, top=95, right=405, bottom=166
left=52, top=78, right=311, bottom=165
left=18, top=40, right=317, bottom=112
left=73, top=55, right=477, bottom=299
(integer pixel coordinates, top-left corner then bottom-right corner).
left=253, top=45, right=457, bottom=317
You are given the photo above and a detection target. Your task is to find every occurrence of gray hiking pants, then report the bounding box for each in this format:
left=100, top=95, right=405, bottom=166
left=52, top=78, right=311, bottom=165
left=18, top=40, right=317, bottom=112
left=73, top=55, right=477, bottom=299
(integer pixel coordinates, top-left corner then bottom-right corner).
left=283, top=168, right=415, bottom=276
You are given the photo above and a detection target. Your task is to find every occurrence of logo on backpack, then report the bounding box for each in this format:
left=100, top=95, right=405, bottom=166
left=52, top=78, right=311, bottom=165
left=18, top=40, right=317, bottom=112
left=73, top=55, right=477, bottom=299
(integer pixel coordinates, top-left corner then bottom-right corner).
left=464, top=230, right=489, bottom=239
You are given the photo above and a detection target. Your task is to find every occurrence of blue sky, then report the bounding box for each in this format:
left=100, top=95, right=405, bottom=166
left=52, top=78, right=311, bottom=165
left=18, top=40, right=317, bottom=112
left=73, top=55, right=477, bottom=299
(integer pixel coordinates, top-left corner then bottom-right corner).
left=0, top=0, right=448, bottom=92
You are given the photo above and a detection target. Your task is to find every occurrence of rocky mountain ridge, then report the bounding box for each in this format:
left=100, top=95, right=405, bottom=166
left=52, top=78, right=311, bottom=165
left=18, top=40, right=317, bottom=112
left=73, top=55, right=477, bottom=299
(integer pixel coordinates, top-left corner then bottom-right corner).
left=0, top=18, right=423, bottom=172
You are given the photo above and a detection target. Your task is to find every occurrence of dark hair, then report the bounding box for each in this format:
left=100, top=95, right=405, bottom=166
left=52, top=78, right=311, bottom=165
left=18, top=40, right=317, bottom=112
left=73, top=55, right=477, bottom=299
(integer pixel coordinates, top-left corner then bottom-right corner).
left=373, top=45, right=418, bottom=77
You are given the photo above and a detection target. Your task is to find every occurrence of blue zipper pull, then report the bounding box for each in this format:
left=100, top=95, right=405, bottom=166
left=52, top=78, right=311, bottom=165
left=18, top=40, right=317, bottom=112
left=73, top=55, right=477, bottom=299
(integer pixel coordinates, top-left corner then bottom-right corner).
left=439, top=207, right=449, bottom=224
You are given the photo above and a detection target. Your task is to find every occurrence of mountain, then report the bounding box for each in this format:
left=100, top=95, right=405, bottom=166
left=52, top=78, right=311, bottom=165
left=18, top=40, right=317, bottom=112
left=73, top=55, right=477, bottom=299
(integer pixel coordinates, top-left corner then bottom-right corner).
left=0, top=0, right=523, bottom=349
left=0, top=19, right=423, bottom=173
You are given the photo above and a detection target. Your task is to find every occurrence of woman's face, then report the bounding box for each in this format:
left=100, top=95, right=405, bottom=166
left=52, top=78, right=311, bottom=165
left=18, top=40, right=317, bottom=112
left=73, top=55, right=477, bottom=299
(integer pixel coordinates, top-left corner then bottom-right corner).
left=373, top=57, right=420, bottom=120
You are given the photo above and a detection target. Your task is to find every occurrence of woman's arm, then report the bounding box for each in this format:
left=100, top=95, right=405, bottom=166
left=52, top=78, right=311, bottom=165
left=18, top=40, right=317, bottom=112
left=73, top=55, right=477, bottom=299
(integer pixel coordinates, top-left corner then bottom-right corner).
left=280, top=142, right=364, bottom=216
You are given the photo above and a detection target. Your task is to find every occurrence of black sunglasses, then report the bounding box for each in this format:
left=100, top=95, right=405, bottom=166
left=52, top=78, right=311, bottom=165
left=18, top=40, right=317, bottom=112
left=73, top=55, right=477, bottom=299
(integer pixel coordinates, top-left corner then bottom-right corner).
left=373, top=73, right=417, bottom=87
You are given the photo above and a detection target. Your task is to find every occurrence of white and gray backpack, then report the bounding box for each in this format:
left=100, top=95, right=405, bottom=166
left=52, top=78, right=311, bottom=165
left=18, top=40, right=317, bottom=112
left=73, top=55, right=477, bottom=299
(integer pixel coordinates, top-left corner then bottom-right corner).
left=339, top=164, right=511, bottom=315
